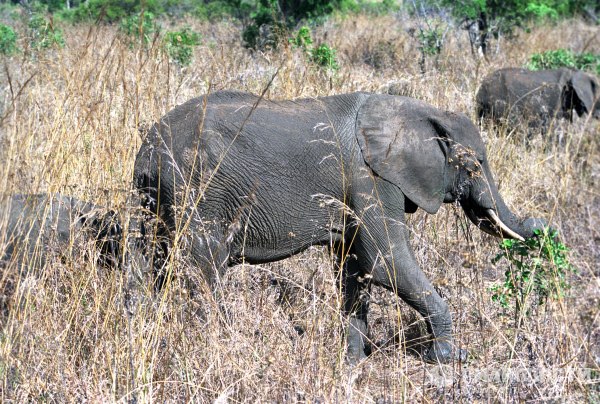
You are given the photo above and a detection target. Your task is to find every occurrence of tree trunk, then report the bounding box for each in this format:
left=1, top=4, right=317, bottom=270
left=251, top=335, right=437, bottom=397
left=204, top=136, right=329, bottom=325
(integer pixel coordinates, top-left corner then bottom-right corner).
left=478, top=12, right=488, bottom=56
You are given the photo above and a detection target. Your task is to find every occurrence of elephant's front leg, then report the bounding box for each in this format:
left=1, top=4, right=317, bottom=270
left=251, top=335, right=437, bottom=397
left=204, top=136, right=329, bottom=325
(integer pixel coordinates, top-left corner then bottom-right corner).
left=372, top=249, right=458, bottom=364
left=352, top=180, right=466, bottom=364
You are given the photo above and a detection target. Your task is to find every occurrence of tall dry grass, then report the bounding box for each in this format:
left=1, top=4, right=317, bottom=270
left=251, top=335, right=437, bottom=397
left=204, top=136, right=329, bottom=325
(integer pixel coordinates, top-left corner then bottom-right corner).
left=0, top=14, right=598, bottom=402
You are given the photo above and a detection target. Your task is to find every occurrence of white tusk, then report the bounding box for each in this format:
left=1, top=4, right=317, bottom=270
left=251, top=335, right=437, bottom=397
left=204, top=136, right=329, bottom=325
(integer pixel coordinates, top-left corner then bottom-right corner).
left=485, top=209, right=525, bottom=241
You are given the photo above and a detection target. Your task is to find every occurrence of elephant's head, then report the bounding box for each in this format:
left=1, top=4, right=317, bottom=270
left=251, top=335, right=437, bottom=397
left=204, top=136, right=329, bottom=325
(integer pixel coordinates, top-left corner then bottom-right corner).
left=356, top=94, right=542, bottom=240
left=569, top=70, right=600, bottom=119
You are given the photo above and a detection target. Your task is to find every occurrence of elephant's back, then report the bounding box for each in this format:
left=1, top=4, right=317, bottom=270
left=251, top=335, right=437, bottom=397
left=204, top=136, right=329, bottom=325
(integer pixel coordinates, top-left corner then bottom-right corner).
left=192, top=91, right=368, bottom=178
left=477, top=68, right=567, bottom=120
left=134, top=91, right=367, bottom=181
left=199, top=91, right=367, bottom=196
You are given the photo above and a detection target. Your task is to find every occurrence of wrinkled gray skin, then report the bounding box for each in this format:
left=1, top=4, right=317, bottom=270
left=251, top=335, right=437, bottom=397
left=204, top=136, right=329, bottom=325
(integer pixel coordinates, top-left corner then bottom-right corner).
left=134, top=91, right=545, bottom=364
left=0, top=194, right=122, bottom=269
left=476, top=67, right=600, bottom=133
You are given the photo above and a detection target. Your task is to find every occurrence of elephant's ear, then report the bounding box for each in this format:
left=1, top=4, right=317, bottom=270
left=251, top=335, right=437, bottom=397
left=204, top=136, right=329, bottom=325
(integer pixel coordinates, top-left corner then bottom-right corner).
left=356, top=95, right=449, bottom=214
left=571, top=71, right=599, bottom=114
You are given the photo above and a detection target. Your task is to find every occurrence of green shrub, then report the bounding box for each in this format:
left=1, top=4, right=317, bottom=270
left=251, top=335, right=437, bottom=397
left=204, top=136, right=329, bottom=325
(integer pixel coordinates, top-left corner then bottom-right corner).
left=242, top=0, right=287, bottom=50
left=417, top=25, right=444, bottom=56
left=290, top=25, right=313, bottom=51
left=431, top=0, right=598, bottom=56
left=490, top=228, right=576, bottom=315
left=0, top=24, right=18, bottom=56
left=0, top=2, right=23, bottom=22
left=36, top=0, right=70, bottom=13
left=527, top=48, right=576, bottom=69
left=310, top=43, right=339, bottom=70
left=194, top=0, right=241, bottom=20
left=358, top=0, right=399, bottom=16
left=62, top=0, right=161, bottom=24
left=163, top=27, right=201, bottom=66
left=119, top=11, right=159, bottom=47
left=525, top=2, right=559, bottom=19
left=527, top=49, right=600, bottom=75
left=29, top=13, right=65, bottom=50
left=289, top=26, right=339, bottom=71
left=279, top=0, right=358, bottom=20
left=574, top=52, right=600, bottom=75
left=242, top=0, right=359, bottom=50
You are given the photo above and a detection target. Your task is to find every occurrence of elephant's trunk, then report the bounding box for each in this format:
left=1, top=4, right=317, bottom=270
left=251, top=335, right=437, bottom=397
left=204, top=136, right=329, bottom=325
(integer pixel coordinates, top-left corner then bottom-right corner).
left=461, top=163, right=545, bottom=240
left=462, top=198, right=543, bottom=240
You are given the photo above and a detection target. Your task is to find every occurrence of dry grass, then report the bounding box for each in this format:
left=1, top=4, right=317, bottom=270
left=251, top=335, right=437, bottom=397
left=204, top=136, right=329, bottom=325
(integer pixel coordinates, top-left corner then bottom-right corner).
left=0, top=14, right=599, bottom=402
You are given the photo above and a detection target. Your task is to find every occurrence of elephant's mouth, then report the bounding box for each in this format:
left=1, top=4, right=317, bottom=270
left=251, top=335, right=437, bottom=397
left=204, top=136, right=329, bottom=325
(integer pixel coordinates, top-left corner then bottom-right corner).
left=464, top=206, right=525, bottom=241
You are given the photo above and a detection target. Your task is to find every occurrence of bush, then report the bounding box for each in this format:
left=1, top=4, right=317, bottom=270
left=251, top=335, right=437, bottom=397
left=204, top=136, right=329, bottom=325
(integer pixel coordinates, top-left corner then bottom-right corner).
left=574, top=52, right=600, bottom=75
left=311, top=43, right=339, bottom=70
left=62, top=0, right=161, bottom=24
left=242, top=0, right=287, bottom=50
left=490, top=228, right=576, bottom=315
left=0, top=2, right=23, bottom=22
left=527, top=49, right=600, bottom=75
left=194, top=0, right=242, bottom=20
left=28, top=13, right=65, bottom=50
left=289, top=26, right=339, bottom=70
left=432, top=0, right=599, bottom=56
left=289, top=25, right=313, bottom=50
left=0, top=24, right=18, bottom=56
left=358, top=0, right=399, bottom=15
left=242, top=0, right=360, bottom=50
left=525, top=2, right=559, bottom=19
left=163, top=27, right=201, bottom=66
left=279, top=0, right=358, bottom=20
left=119, top=11, right=159, bottom=47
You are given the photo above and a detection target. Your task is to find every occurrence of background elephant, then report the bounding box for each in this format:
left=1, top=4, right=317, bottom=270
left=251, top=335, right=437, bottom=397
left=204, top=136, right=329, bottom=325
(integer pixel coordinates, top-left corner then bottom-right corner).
left=476, top=67, right=600, bottom=133
left=133, top=91, right=545, bottom=364
left=0, top=194, right=122, bottom=269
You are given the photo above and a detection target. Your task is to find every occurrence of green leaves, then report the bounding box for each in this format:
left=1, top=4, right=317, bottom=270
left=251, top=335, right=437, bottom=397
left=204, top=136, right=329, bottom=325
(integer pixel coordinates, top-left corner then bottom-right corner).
left=289, top=26, right=313, bottom=50
left=525, top=2, right=559, bottom=19
left=163, top=27, right=201, bottom=66
left=289, top=26, right=339, bottom=71
left=432, top=0, right=596, bottom=56
left=310, top=44, right=339, bottom=70
left=29, top=13, right=65, bottom=50
left=119, top=11, right=159, bottom=47
left=417, top=26, right=444, bottom=57
left=490, top=228, right=576, bottom=313
left=0, top=24, right=18, bottom=56
left=527, top=49, right=600, bottom=75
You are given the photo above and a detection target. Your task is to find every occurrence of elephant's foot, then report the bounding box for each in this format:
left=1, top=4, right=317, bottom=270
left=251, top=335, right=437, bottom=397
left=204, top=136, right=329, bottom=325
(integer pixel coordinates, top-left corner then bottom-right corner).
left=346, top=317, right=369, bottom=366
left=346, top=343, right=368, bottom=366
left=423, top=339, right=468, bottom=364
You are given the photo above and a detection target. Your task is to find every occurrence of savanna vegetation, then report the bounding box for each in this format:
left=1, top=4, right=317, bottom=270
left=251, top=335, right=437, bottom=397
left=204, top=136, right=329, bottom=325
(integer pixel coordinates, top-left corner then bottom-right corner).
left=0, top=0, right=598, bottom=401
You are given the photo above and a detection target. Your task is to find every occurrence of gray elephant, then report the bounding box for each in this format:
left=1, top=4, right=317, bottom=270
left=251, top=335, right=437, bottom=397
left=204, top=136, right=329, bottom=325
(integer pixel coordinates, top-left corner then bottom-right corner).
left=476, top=67, right=600, bottom=132
left=133, top=91, right=545, bottom=364
left=0, top=194, right=122, bottom=269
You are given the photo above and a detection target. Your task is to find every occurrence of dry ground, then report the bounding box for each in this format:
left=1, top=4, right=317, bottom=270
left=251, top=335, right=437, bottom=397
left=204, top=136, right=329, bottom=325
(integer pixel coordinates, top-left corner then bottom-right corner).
left=0, top=13, right=598, bottom=402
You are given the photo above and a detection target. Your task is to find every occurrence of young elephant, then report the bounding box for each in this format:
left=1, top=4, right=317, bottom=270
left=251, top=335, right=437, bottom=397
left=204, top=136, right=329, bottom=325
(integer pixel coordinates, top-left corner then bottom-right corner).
left=134, top=91, right=546, bottom=364
left=0, top=194, right=122, bottom=269
left=476, top=67, right=600, bottom=133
